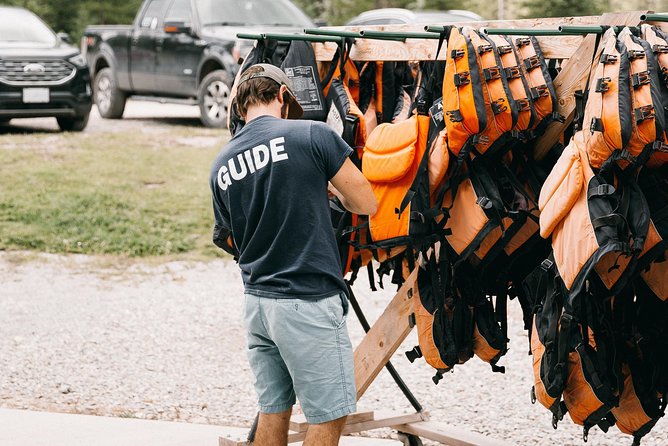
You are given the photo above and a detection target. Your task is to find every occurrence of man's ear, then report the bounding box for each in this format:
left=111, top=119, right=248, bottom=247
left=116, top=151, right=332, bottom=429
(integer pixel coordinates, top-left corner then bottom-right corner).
left=277, top=85, right=288, bottom=105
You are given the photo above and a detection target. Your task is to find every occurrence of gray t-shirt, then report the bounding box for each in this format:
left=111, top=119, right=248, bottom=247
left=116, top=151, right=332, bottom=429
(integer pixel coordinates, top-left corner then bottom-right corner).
left=210, top=115, right=353, bottom=299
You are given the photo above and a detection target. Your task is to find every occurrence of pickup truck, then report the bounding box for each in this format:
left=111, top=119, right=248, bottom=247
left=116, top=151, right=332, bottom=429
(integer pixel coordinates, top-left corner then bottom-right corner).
left=83, top=0, right=314, bottom=127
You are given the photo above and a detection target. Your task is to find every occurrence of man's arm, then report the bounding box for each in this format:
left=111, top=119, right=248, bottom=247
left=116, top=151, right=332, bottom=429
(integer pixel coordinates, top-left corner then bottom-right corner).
left=330, top=158, right=378, bottom=216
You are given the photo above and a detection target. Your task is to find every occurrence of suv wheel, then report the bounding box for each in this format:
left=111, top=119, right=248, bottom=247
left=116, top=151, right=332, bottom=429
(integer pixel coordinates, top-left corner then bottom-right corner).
left=95, top=68, right=126, bottom=119
left=198, top=70, right=231, bottom=128
left=57, top=113, right=90, bottom=132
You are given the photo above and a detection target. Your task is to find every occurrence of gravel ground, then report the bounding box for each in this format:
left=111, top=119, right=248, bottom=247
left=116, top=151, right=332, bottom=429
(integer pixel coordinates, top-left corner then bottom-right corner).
left=1, top=251, right=666, bottom=446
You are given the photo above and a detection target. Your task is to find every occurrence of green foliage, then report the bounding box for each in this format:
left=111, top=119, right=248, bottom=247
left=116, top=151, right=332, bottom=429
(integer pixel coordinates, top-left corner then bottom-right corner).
left=520, top=0, right=604, bottom=18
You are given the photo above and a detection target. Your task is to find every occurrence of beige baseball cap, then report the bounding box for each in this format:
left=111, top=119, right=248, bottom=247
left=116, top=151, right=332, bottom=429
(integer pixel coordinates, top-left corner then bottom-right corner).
left=237, top=63, right=304, bottom=119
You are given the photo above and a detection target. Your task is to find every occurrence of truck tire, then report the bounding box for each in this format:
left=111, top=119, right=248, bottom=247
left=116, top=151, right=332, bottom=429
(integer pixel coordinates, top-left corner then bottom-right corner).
left=198, top=70, right=231, bottom=128
left=57, top=113, right=90, bottom=132
left=94, top=68, right=127, bottom=119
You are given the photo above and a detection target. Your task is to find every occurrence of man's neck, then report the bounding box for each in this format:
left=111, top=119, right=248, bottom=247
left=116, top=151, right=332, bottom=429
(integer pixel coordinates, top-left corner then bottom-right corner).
left=245, top=103, right=282, bottom=122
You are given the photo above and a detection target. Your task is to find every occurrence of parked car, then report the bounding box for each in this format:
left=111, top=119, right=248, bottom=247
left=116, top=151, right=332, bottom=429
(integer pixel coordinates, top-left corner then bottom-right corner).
left=346, top=8, right=483, bottom=26
left=0, top=6, right=92, bottom=131
left=83, top=0, right=314, bottom=128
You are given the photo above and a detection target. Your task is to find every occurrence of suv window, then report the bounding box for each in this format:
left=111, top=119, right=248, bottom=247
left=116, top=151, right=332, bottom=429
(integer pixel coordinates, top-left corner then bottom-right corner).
left=166, top=0, right=192, bottom=23
left=140, top=0, right=168, bottom=29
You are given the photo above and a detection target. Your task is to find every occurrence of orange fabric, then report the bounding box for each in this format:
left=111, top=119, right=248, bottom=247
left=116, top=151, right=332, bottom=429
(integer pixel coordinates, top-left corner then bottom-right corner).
left=428, top=129, right=450, bottom=203
left=563, top=350, right=607, bottom=426
left=473, top=217, right=512, bottom=261
left=641, top=25, right=668, bottom=168
left=487, top=34, right=533, bottom=132
left=467, top=29, right=513, bottom=154
left=531, top=318, right=559, bottom=411
left=363, top=115, right=430, bottom=243
left=473, top=324, right=502, bottom=363
left=620, top=29, right=658, bottom=160
left=539, top=140, right=584, bottom=239
left=582, top=30, right=627, bottom=169
left=504, top=213, right=540, bottom=256
left=413, top=287, right=450, bottom=370
left=443, top=27, right=484, bottom=155
left=515, top=36, right=553, bottom=127
left=611, top=364, right=654, bottom=436
left=441, top=177, right=491, bottom=256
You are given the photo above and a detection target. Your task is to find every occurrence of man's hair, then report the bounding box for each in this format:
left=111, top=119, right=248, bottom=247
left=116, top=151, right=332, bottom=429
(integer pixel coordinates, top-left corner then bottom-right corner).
left=235, top=65, right=284, bottom=118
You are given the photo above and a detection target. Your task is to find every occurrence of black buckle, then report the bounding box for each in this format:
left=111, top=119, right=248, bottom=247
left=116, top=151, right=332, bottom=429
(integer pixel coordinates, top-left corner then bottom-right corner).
left=515, top=37, right=531, bottom=47
left=600, top=53, right=618, bottom=64
left=590, top=184, right=616, bottom=198
left=453, top=71, right=471, bottom=86
left=595, top=77, right=611, bottom=93
left=634, top=105, right=655, bottom=123
left=653, top=141, right=668, bottom=153
left=517, top=98, right=532, bottom=111
left=590, top=117, right=604, bottom=133
left=446, top=109, right=464, bottom=122
left=504, top=66, right=522, bottom=79
left=476, top=196, right=493, bottom=209
left=497, top=45, right=512, bottom=55
left=628, top=49, right=645, bottom=60
left=523, top=55, right=541, bottom=71
left=653, top=44, right=668, bottom=54
left=491, top=98, right=508, bottom=115
left=631, top=71, right=650, bottom=88
left=530, top=85, right=549, bottom=100
left=483, top=67, right=502, bottom=81
left=478, top=44, right=493, bottom=54
left=540, top=258, right=554, bottom=271
left=451, top=49, right=465, bottom=59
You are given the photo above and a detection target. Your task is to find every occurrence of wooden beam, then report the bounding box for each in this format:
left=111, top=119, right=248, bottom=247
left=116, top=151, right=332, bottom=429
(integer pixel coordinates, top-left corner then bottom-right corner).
left=289, top=410, right=374, bottom=433
left=532, top=10, right=649, bottom=159
left=312, top=15, right=607, bottom=62
left=392, top=421, right=515, bottom=446
left=354, top=266, right=419, bottom=400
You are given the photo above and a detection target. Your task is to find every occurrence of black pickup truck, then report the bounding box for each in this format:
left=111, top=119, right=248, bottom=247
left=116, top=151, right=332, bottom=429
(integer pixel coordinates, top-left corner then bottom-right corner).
left=83, top=0, right=313, bottom=127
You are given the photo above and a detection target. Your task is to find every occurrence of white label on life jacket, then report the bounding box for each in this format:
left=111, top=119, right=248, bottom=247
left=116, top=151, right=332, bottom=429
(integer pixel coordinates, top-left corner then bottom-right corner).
left=326, top=103, right=344, bottom=136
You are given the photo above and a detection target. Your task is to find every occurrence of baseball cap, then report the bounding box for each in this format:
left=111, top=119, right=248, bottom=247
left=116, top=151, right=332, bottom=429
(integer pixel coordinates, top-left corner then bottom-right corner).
left=236, top=63, right=304, bottom=119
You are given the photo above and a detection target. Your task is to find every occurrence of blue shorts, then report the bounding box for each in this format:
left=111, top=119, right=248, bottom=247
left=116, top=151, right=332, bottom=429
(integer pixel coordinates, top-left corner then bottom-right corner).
left=244, top=292, right=357, bottom=424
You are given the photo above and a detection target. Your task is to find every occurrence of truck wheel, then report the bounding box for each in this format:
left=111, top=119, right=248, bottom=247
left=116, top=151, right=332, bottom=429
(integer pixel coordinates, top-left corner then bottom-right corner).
left=198, top=70, right=231, bottom=128
left=57, top=113, right=90, bottom=132
left=94, top=68, right=126, bottom=119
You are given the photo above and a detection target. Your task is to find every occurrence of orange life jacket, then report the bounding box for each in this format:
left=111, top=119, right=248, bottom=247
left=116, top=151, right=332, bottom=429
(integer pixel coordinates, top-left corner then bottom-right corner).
left=641, top=25, right=668, bottom=168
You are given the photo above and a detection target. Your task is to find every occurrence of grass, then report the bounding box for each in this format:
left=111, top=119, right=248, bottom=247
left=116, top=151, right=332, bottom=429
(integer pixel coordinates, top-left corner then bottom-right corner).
left=0, top=124, right=229, bottom=258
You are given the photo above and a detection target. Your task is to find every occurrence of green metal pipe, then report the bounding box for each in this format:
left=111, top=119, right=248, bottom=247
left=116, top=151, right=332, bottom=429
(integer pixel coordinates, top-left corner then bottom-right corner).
left=558, top=25, right=606, bottom=34
left=304, top=28, right=360, bottom=39
left=641, top=13, right=668, bottom=22
left=424, top=25, right=446, bottom=33
left=483, top=27, right=562, bottom=36
left=359, top=30, right=441, bottom=40
left=236, top=32, right=342, bottom=43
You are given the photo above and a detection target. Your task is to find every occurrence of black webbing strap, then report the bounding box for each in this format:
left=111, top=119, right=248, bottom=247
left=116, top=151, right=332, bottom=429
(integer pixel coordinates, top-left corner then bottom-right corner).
left=574, top=30, right=606, bottom=132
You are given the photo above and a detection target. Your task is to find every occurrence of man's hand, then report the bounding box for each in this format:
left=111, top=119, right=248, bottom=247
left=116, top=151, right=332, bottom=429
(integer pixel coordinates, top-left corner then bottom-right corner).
left=330, top=158, right=378, bottom=216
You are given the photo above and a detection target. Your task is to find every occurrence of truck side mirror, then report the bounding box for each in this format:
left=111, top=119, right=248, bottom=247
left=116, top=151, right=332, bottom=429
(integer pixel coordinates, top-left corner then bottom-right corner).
left=57, top=32, right=72, bottom=43
left=164, top=21, right=193, bottom=35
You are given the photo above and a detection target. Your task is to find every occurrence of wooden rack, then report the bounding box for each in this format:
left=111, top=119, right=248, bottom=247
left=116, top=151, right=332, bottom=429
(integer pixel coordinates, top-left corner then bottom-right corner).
left=220, top=10, right=664, bottom=445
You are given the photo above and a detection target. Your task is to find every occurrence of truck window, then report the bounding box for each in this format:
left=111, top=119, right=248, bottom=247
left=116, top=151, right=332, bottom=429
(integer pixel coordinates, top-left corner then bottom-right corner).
left=140, top=0, right=169, bottom=29
left=165, top=0, right=192, bottom=23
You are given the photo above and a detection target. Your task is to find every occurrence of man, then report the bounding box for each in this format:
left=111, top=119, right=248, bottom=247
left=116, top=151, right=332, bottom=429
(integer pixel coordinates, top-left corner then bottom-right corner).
left=209, top=63, right=377, bottom=446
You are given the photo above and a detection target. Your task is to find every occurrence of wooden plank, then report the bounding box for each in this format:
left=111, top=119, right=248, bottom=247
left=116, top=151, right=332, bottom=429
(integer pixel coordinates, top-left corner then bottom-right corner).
left=312, top=15, right=605, bottom=62
left=289, top=410, right=375, bottom=433
left=353, top=266, right=419, bottom=400
left=286, top=411, right=427, bottom=442
left=392, top=421, right=514, bottom=446
left=533, top=10, right=649, bottom=159
left=221, top=433, right=403, bottom=446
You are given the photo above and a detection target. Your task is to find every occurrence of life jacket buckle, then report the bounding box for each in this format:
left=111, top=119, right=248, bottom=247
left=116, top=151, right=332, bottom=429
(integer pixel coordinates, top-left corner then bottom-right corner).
left=595, top=77, right=611, bottom=93
left=497, top=45, right=512, bottom=55
left=627, top=49, right=645, bottom=60
left=516, top=98, right=532, bottom=111
left=515, top=37, right=531, bottom=47
left=653, top=141, right=668, bottom=153
left=453, top=71, right=471, bottom=87
left=634, top=105, right=655, bottom=123
left=483, top=67, right=502, bottom=81
left=540, top=258, right=554, bottom=271
left=446, top=109, right=464, bottom=123
left=599, top=53, right=618, bottom=64
left=450, top=49, right=465, bottom=60
left=653, top=44, right=668, bottom=54
left=491, top=98, right=508, bottom=115
left=477, top=44, right=493, bottom=55
left=523, top=55, right=541, bottom=71
left=504, top=66, right=522, bottom=79
left=631, top=71, right=650, bottom=89
left=530, top=85, right=549, bottom=100
left=590, top=117, right=604, bottom=133
left=476, top=196, right=493, bottom=210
